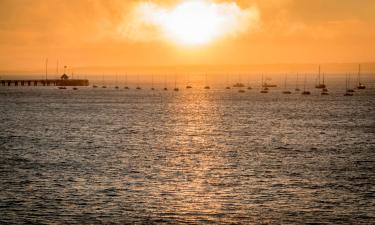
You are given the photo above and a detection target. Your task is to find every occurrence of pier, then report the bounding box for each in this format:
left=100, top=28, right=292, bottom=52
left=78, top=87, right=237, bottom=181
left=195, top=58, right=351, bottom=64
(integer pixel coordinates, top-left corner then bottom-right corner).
left=1, top=74, right=89, bottom=87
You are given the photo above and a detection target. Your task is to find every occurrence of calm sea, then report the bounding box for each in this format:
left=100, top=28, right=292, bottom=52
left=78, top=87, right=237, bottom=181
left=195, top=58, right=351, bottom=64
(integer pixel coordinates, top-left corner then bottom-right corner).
left=1, top=76, right=375, bottom=224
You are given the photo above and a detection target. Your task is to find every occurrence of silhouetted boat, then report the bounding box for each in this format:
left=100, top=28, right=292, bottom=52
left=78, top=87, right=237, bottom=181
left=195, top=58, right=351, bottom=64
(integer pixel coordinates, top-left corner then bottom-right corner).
left=233, top=83, right=245, bottom=88
left=173, top=75, right=179, bottom=91
left=357, top=64, right=366, bottom=89
left=151, top=74, right=155, bottom=90
left=346, top=73, right=355, bottom=93
left=262, top=83, right=277, bottom=88
left=124, top=74, right=130, bottom=90
left=282, top=74, right=292, bottom=94
left=295, top=73, right=300, bottom=91
left=238, top=89, right=245, bottom=93
left=92, top=85, right=98, bottom=88
left=204, top=74, right=210, bottom=89
left=101, top=75, right=106, bottom=88
left=247, top=86, right=252, bottom=90
left=73, top=87, right=78, bottom=90
left=260, top=74, right=268, bottom=93
left=320, top=74, right=329, bottom=95
left=58, top=86, right=67, bottom=89
left=163, top=74, right=168, bottom=91
left=302, top=74, right=311, bottom=95
left=315, top=65, right=326, bottom=89
left=136, top=86, right=141, bottom=90
left=186, top=74, right=192, bottom=89
left=226, top=86, right=231, bottom=89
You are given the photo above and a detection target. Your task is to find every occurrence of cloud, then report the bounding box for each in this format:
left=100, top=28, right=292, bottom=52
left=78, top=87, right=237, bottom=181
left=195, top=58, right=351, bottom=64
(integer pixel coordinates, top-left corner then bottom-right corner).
left=118, top=0, right=260, bottom=44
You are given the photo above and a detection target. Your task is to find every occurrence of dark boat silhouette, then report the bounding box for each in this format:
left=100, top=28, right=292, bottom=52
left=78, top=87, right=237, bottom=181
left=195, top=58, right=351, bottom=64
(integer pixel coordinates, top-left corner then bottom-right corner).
left=315, top=65, right=326, bottom=89
left=302, top=74, right=311, bottom=95
left=295, top=73, right=301, bottom=91
left=262, top=82, right=277, bottom=88
left=357, top=64, right=366, bottom=89
left=238, top=89, right=245, bottom=93
left=204, top=74, right=210, bottom=89
left=260, top=74, right=269, bottom=93
left=344, top=74, right=354, bottom=96
left=233, top=83, right=245, bottom=88
left=282, top=74, right=292, bottom=94
left=58, top=86, right=67, bottom=89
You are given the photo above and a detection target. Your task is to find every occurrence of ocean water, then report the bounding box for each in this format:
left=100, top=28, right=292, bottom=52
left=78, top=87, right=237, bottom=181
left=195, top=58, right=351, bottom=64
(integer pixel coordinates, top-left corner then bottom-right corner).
left=0, top=80, right=375, bottom=224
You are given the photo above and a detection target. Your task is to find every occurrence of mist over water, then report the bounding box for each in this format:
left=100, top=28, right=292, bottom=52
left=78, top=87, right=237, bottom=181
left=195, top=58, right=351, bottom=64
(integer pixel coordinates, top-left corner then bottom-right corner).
left=0, top=76, right=374, bottom=224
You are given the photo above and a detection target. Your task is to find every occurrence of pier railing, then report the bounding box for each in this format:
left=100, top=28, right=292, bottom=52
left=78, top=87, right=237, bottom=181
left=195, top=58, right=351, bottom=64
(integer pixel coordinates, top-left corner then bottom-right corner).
left=0, top=79, right=89, bottom=87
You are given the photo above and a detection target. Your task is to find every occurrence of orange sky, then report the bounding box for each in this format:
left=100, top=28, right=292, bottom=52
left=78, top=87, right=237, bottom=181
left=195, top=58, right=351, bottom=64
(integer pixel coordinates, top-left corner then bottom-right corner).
left=1, top=0, right=375, bottom=74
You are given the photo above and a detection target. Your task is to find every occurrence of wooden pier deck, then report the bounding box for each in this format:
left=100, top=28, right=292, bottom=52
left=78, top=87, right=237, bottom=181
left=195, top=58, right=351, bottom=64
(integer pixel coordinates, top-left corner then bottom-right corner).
left=1, top=79, right=89, bottom=87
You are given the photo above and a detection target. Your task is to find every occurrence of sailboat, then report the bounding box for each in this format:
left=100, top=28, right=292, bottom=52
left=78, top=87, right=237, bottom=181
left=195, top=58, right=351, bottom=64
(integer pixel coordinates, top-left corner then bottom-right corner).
left=114, top=74, right=119, bottom=89
left=163, top=74, right=168, bottom=91
left=186, top=74, right=192, bottom=89
left=295, top=73, right=300, bottom=91
left=321, top=73, right=329, bottom=95
left=101, top=74, right=107, bottom=88
left=315, top=65, right=326, bottom=89
left=136, top=74, right=141, bottom=90
left=204, top=74, right=210, bottom=89
left=151, top=74, right=155, bottom=90
left=260, top=74, right=268, bottom=93
left=174, top=75, right=179, bottom=91
left=262, top=75, right=277, bottom=88
left=344, top=74, right=354, bottom=96
left=282, top=74, right=292, bottom=94
left=357, top=64, right=366, bottom=89
left=225, top=74, right=231, bottom=89
left=346, top=73, right=355, bottom=93
left=301, top=74, right=311, bottom=95
left=124, top=74, right=130, bottom=89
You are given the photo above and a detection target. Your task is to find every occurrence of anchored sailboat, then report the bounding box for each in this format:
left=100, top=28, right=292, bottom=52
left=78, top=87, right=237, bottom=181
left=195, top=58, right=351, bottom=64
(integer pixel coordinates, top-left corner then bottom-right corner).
left=302, top=74, right=311, bottom=95
left=282, top=74, right=292, bottom=94
left=260, top=74, right=268, bottom=93
left=344, top=73, right=354, bottom=96
left=315, top=65, right=326, bottom=89
left=357, top=64, right=366, bottom=89
left=204, top=74, right=210, bottom=89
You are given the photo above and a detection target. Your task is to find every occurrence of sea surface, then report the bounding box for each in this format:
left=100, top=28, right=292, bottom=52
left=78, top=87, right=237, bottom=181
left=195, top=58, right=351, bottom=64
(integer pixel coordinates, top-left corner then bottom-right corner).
left=1, top=77, right=375, bottom=224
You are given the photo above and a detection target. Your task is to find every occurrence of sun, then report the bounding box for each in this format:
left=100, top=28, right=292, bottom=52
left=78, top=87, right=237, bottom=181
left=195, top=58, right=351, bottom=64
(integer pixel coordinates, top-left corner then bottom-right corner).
left=160, top=1, right=222, bottom=46
left=129, top=0, right=259, bottom=47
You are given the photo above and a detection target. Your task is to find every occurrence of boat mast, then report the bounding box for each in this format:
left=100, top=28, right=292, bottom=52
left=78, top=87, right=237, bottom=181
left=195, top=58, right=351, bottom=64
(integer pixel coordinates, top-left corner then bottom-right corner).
left=318, top=64, right=321, bottom=84
left=284, top=74, right=287, bottom=90
left=296, top=73, right=299, bottom=89
left=45, top=58, right=48, bottom=81
left=358, top=64, right=361, bottom=85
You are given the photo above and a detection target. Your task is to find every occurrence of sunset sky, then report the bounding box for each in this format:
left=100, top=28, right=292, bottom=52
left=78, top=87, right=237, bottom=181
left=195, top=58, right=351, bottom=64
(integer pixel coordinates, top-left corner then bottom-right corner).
left=1, top=0, right=375, bottom=74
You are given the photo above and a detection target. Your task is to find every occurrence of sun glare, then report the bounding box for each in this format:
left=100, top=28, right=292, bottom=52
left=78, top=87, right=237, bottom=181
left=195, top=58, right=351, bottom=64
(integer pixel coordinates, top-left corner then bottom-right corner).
left=130, top=0, right=259, bottom=46
left=162, top=1, right=222, bottom=45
